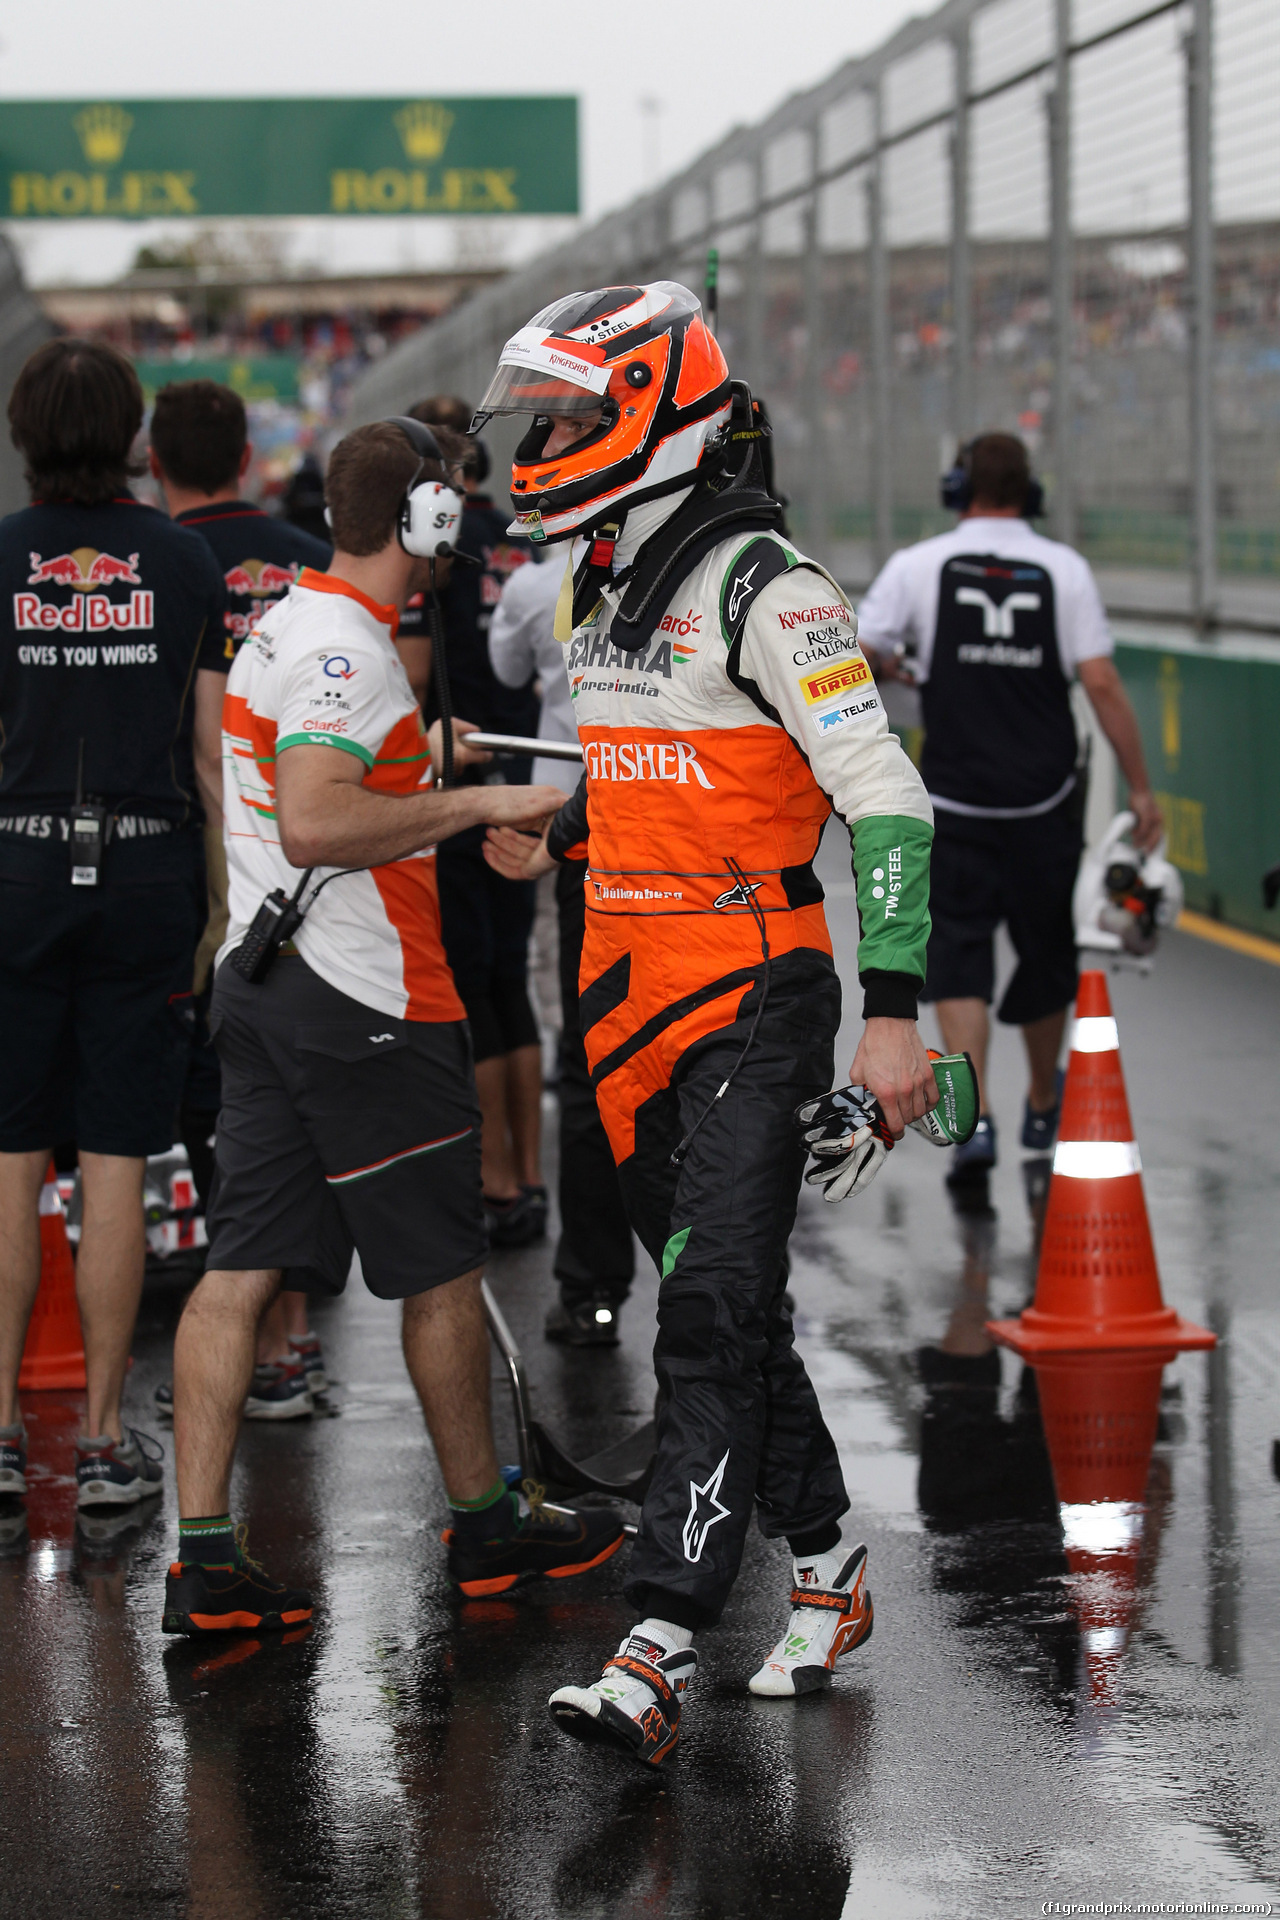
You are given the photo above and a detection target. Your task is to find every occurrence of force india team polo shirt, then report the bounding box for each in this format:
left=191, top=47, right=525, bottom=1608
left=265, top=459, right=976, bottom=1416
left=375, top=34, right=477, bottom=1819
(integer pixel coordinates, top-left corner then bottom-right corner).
left=218, top=568, right=464, bottom=1024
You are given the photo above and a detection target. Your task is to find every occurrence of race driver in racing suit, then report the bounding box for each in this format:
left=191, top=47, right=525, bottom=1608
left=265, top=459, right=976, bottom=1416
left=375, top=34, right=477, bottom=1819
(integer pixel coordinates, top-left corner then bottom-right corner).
left=477, top=283, right=937, bottom=1768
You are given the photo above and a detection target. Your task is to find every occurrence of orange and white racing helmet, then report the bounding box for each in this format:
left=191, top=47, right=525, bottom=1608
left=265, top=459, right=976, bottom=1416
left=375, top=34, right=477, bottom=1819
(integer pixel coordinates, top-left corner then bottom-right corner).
left=470, top=282, right=731, bottom=544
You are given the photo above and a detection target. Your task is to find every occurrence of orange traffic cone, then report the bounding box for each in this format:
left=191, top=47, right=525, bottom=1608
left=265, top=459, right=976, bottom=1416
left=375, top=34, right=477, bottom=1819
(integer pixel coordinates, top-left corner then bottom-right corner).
left=989, top=971, right=1214, bottom=1356
left=1032, top=1349, right=1171, bottom=1703
left=18, top=1167, right=86, bottom=1390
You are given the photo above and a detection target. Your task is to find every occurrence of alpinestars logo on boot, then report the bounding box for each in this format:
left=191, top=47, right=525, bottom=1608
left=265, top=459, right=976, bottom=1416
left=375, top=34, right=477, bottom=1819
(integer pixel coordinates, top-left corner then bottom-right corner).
left=682, top=1449, right=731, bottom=1562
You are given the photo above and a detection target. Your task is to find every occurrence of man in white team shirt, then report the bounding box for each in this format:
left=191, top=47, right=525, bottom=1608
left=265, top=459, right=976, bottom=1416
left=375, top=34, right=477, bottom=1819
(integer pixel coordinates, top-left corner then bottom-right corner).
left=162, top=422, right=625, bottom=1638
left=857, top=432, right=1162, bottom=1179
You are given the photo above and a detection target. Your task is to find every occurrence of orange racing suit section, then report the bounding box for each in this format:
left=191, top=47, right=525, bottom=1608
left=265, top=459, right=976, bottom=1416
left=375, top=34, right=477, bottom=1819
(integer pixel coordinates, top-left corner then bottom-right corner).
left=566, top=530, right=934, bottom=1164
left=578, top=722, right=831, bottom=1160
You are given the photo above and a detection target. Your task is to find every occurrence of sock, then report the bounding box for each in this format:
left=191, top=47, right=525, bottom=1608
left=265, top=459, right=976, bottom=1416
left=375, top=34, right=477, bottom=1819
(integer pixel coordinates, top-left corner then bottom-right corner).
left=179, top=1514, right=237, bottom=1566
left=787, top=1521, right=842, bottom=1559
left=791, top=1543, right=851, bottom=1592
left=449, top=1479, right=518, bottom=1545
left=638, top=1616, right=693, bottom=1652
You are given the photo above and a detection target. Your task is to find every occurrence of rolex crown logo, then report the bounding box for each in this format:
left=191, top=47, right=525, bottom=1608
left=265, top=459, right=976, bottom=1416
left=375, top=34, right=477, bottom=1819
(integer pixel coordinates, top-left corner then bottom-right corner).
left=73, top=104, right=134, bottom=167
left=393, top=101, right=455, bottom=163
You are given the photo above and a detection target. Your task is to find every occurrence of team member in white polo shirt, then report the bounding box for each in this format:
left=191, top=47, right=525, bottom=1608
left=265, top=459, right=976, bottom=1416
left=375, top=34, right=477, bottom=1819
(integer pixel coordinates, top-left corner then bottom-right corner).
left=162, top=420, right=625, bottom=1637
left=857, top=432, right=1162, bottom=1179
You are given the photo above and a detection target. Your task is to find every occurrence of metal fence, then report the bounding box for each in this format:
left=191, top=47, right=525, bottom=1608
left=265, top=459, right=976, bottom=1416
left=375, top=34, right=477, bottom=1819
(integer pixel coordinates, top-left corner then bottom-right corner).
left=348, top=0, right=1280, bottom=632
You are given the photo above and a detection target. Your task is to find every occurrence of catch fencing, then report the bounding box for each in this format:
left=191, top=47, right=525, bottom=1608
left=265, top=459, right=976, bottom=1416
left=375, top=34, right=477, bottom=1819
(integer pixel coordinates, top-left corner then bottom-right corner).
left=349, top=0, right=1280, bottom=634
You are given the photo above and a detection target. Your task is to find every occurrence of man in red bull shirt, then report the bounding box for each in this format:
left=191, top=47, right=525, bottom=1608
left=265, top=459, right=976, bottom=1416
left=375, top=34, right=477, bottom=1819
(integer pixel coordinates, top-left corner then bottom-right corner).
left=0, top=340, right=228, bottom=1520
left=149, top=380, right=332, bottom=1412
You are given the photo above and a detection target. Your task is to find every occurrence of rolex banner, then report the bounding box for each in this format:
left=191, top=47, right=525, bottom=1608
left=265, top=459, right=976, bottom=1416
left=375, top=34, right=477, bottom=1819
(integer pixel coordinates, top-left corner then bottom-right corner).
left=2, top=98, right=579, bottom=219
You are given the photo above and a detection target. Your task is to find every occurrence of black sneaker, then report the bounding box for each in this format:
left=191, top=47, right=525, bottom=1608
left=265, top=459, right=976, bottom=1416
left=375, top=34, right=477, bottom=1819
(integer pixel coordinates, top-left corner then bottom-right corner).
left=446, top=1485, right=625, bottom=1598
left=163, top=1526, right=313, bottom=1634
left=545, top=1291, right=622, bottom=1348
left=946, top=1114, right=996, bottom=1187
left=1021, top=1070, right=1065, bottom=1152
left=76, top=1428, right=165, bottom=1508
left=0, top=1422, right=26, bottom=1496
left=154, top=1382, right=173, bottom=1423
left=485, top=1186, right=548, bottom=1249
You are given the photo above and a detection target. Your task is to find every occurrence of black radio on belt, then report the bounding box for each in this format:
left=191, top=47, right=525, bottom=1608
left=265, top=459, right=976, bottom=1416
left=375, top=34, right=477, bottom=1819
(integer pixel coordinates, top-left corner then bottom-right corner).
left=69, top=802, right=108, bottom=887
left=68, top=743, right=110, bottom=887
left=230, top=871, right=313, bottom=983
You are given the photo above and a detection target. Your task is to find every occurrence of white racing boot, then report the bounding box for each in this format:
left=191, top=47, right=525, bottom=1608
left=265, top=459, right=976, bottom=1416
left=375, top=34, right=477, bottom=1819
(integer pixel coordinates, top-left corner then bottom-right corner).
left=749, top=1542, right=874, bottom=1697
left=549, top=1621, right=696, bottom=1768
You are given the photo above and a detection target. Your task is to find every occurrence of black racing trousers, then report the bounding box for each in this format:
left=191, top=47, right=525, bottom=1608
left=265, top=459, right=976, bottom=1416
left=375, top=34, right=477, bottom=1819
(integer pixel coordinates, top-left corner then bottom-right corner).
left=615, top=948, right=850, bottom=1628
left=555, top=861, right=635, bottom=1306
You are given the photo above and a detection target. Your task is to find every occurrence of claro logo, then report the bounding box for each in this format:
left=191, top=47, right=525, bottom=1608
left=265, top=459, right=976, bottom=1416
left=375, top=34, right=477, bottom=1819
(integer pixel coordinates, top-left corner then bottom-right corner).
left=584, top=739, right=715, bottom=788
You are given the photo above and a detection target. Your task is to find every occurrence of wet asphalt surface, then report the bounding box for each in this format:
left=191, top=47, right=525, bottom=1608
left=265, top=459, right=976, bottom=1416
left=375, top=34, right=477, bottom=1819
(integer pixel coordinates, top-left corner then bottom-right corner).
left=2, top=824, right=1278, bottom=1920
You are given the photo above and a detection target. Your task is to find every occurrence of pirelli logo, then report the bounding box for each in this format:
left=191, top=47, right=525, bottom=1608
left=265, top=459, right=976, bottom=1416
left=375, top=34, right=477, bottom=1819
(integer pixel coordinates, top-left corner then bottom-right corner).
left=798, top=655, right=872, bottom=706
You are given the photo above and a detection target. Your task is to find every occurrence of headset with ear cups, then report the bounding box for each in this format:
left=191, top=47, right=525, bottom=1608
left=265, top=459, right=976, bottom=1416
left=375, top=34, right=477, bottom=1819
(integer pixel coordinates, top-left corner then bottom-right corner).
left=384, top=414, right=466, bottom=558
left=940, top=437, right=1045, bottom=519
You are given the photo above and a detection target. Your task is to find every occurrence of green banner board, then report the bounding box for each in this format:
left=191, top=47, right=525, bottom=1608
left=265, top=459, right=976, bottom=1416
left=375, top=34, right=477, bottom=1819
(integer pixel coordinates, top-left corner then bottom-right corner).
left=1114, top=629, right=1280, bottom=939
left=1, top=98, right=578, bottom=219
left=134, top=356, right=301, bottom=404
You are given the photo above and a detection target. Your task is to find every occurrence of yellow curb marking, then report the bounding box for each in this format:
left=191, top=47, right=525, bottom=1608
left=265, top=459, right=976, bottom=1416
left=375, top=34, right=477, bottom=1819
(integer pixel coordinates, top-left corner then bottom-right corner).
left=1177, top=910, right=1280, bottom=967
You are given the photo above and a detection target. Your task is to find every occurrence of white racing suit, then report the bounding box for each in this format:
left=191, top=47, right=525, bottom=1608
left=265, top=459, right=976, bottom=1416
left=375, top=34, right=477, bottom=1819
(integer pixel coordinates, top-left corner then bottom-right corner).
left=557, top=522, right=933, bottom=1625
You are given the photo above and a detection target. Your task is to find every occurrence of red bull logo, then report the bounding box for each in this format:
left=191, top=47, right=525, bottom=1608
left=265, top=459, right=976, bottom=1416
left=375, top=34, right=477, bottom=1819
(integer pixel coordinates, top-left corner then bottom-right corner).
left=223, top=559, right=299, bottom=596
left=28, top=548, right=142, bottom=589
left=14, top=592, right=154, bottom=634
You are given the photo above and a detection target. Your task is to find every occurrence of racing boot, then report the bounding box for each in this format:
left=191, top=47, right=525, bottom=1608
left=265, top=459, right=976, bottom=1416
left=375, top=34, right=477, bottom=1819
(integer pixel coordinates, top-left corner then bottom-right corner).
left=748, top=1542, right=874, bottom=1697
left=445, top=1480, right=625, bottom=1597
left=549, top=1622, right=696, bottom=1768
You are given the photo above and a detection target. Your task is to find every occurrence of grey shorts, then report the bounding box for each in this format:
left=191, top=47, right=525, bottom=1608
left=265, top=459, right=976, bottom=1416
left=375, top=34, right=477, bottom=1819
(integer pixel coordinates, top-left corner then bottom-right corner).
left=205, top=956, right=486, bottom=1299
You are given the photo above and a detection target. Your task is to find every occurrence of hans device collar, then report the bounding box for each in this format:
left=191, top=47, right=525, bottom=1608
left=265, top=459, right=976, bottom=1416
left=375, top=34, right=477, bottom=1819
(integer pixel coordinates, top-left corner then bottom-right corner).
left=572, top=380, right=786, bottom=650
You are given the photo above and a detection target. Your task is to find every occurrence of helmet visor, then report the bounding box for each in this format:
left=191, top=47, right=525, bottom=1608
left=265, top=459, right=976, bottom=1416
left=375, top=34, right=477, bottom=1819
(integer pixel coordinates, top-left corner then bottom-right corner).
left=472, top=326, right=613, bottom=431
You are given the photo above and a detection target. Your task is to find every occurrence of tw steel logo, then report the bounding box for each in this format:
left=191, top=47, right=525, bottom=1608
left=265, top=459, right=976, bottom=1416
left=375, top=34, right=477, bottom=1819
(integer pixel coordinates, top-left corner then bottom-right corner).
left=29, top=548, right=141, bottom=589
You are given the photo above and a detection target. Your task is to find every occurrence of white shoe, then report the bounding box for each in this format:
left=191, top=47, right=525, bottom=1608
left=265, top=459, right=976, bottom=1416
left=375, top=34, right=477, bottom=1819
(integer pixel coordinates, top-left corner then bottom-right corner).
left=749, top=1542, right=874, bottom=1697
left=549, top=1624, right=697, bottom=1768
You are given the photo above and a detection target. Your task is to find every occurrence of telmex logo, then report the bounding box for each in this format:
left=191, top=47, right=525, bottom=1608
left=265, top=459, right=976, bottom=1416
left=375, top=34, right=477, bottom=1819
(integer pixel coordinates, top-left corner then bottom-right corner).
left=779, top=604, right=847, bottom=630
left=799, top=656, right=873, bottom=705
